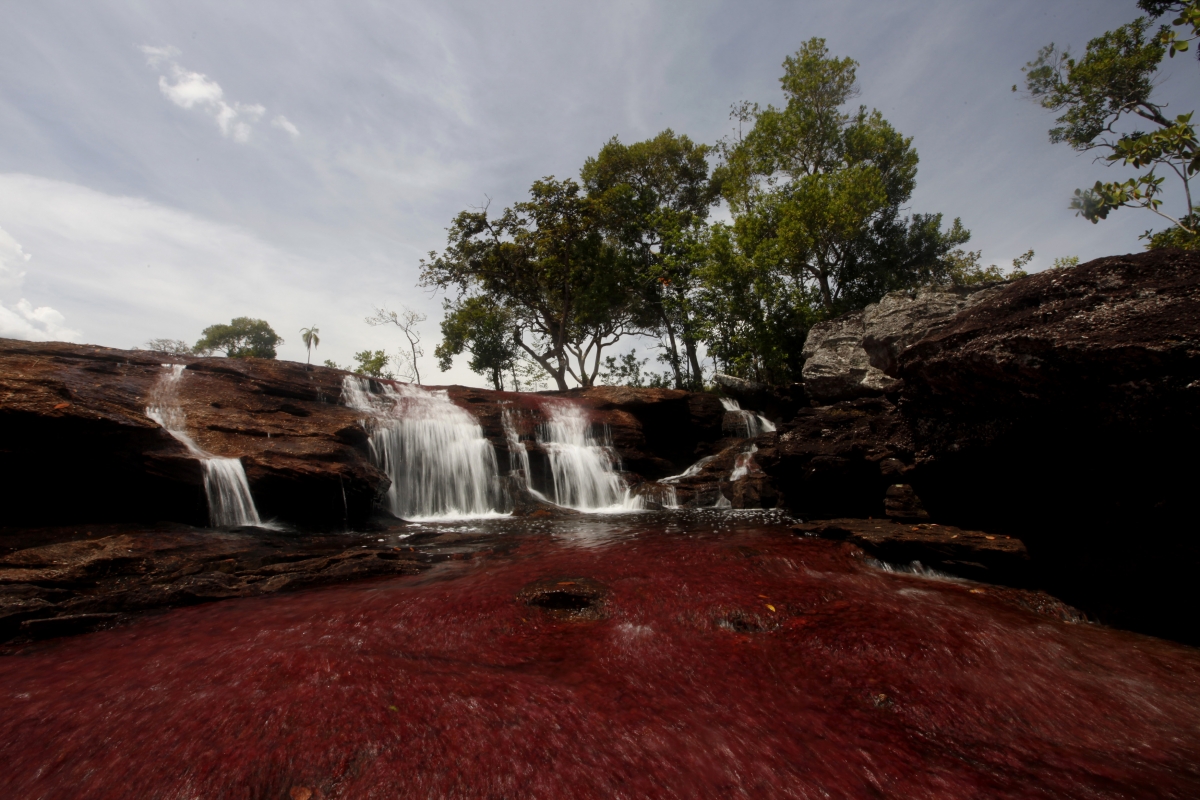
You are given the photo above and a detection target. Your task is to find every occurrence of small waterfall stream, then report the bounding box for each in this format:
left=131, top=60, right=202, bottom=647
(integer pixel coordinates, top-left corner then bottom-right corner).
left=536, top=401, right=637, bottom=512
left=720, top=397, right=776, bottom=438
left=342, top=377, right=503, bottom=520
left=146, top=365, right=263, bottom=527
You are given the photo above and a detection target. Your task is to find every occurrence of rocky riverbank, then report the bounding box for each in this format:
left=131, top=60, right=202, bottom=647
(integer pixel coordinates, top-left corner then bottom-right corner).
left=1, top=249, right=1197, bottom=644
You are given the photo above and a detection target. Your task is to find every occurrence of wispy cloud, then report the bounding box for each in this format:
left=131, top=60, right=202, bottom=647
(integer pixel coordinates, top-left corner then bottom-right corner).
left=139, top=45, right=296, bottom=143
left=271, top=115, right=300, bottom=138
left=0, top=225, right=81, bottom=341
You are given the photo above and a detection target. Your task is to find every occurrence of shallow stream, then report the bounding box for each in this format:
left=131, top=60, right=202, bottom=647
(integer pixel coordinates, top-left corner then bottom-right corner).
left=3, top=510, right=1199, bottom=798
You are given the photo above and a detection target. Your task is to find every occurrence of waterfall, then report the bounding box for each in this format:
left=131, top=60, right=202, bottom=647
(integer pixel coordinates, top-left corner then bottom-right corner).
left=536, top=400, right=635, bottom=511
left=661, top=454, right=717, bottom=484
left=145, top=364, right=263, bottom=528
left=501, top=407, right=533, bottom=487
left=342, top=377, right=503, bottom=520
left=720, top=397, right=776, bottom=438
left=731, top=444, right=759, bottom=481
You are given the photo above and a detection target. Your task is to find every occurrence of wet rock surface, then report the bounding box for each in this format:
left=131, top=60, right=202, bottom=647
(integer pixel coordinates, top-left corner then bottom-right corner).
left=0, top=522, right=430, bottom=644
left=792, top=518, right=1033, bottom=588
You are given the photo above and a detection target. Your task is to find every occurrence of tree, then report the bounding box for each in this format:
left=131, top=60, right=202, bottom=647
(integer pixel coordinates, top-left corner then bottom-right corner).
left=144, top=338, right=192, bottom=355
left=581, top=130, right=718, bottom=389
left=420, top=178, right=638, bottom=390
left=701, top=38, right=968, bottom=383
left=352, top=350, right=392, bottom=378
left=433, top=296, right=519, bottom=390
left=717, top=38, right=970, bottom=321
left=1018, top=2, right=1199, bottom=247
left=299, top=325, right=320, bottom=366
left=367, top=306, right=426, bottom=384
left=193, top=318, right=282, bottom=358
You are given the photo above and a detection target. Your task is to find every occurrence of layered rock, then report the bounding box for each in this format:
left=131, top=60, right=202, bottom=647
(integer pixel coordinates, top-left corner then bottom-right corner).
left=800, top=283, right=1001, bottom=403
left=0, top=340, right=737, bottom=529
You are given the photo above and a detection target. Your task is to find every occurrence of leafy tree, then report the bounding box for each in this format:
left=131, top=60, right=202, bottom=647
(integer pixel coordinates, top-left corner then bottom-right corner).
left=581, top=130, right=717, bottom=389
left=299, top=325, right=320, bottom=366
left=367, top=306, right=426, bottom=384
left=701, top=38, right=968, bottom=383
left=352, top=349, right=392, bottom=378
left=420, top=178, right=638, bottom=390
left=434, top=296, right=519, bottom=390
left=1018, top=2, right=1199, bottom=246
left=193, top=318, right=282, bottom=358
left=144, top=338, right=192, bottom=355
left=942, top=248, right=1034, bottom=286
left=717, top=38, right=970, bottom=319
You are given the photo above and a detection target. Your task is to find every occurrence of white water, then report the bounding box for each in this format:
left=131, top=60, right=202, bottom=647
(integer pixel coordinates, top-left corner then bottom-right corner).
left=501, top=407, right=533, bottom=487
left=145, top=365, right=263, bottom=528
left=536, top=401, right=640, bottom=512
left=720, top=397, right=776, bottom=438
left=342, top=377, right=503, bottom=520
left=661, top=454, right=717, bottom=484
left=730, top=444, right=759, bottom=481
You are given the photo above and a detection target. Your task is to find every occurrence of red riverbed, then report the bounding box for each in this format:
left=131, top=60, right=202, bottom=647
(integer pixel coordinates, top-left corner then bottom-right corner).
left=3, top=511, right=1199, bottom=799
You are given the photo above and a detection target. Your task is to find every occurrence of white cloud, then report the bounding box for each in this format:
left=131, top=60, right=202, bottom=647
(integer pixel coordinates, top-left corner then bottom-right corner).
left=0, top=174, right=466, bottom=380
left=140, top=46, right=289, bottom=144
left=271, top=114, right=300, bottom=138
left=0, top=225, right=81, bottom=341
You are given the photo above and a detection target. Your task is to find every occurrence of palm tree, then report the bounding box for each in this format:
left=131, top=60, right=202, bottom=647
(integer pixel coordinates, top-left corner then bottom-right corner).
left=300, top=325, right=320, bottom=367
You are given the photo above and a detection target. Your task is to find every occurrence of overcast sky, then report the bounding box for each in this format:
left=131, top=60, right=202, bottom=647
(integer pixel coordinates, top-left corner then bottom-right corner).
left=1, top=0, right=1194, bottom=386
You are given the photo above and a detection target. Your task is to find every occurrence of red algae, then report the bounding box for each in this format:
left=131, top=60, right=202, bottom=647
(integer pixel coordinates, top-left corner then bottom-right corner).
left=2, top=511, right=1199, bottom=799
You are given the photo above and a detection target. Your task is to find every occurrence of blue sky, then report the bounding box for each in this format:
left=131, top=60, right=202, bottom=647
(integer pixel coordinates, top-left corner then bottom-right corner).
left=1, top=0, right=1193, bottom=385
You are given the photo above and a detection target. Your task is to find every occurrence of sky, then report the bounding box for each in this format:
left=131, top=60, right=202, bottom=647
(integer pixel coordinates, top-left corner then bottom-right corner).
left=1, top=0, right=1195, bottom=386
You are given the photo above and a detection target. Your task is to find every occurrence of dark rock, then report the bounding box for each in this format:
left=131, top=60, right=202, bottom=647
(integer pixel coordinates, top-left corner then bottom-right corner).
left=756, top=397, right=915, bottom=520
left=800, top=284, right=999, bottom=402
left=884, top=484, right=929, bottom=521
left=894, top=250, right=1200, bottom=642
left=0, top=523, right=428, bottom=643
left=792, top=518, right=1032, bottom=586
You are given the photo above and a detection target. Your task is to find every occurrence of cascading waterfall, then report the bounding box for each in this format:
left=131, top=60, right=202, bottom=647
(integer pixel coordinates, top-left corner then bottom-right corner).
left=536, top=401, right=636, bottom=511
left=342, top=376, right=503, bottom=520
left=145, top=364, right=262, bottom=528
left=501, top=407, right=533, bottom=488
left=731, top=444, right=759, bottom=481
left=720, top=397, right=776, bottom=438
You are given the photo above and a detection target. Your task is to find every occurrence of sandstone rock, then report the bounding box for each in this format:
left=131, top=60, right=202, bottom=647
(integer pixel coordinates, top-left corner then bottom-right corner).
left=0, top=340, right=734, bottom=529
left=800, top=284, right=999, bottom=403
left=884, top=484, right=928, bottom=521
left=800, top=312, right=900, bottom=402
left=891, top=249, right=1200, bottom=643
left=0, top=522, right=428, bottom=642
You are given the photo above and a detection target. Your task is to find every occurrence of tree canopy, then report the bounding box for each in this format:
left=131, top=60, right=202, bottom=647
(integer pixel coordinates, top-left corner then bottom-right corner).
left=194, top=318, right=282, bottom=359
left=1019, top=0, right=1199, bottom=247
left=425, top=40, right=981, bottom=388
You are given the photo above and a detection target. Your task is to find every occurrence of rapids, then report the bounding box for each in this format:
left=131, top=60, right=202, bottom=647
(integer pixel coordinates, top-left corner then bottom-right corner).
left=3, top=511, right=1199, bottom=799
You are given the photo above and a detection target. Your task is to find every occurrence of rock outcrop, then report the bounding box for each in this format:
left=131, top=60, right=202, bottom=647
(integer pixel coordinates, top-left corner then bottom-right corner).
left=0, top=341, right=737, bottom=530
left=800, top=284, right=1001, bottom=403
left=0, top=522, right=430, bottom=643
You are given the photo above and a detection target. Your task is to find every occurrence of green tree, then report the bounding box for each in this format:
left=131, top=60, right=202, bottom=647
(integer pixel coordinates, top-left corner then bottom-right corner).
left=420, top=178, right=637, bottom=390
left=299, top=325, right=320, bottom=366
left=352, top=350, right=392, bottom=378
left=704, top=39, right=969, bottom=383
left=194, top=317, right=282, bottom=358
left=1018, top=2, right=1199, bottom=247
left=581, top=130, right=718, bottom=389
left=718, top=38, right=970, bottom=318
left=434, top=296, right=519, bottom=390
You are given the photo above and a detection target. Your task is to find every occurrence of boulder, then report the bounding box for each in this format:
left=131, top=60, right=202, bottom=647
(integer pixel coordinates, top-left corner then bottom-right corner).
left=893, top=249, right=1200, bottom=642
left=800, top=284, right=999, bottom=403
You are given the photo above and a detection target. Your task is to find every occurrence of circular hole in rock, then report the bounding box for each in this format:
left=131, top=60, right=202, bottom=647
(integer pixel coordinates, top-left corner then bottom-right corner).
left=518, top=578, right=609, bottom=621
